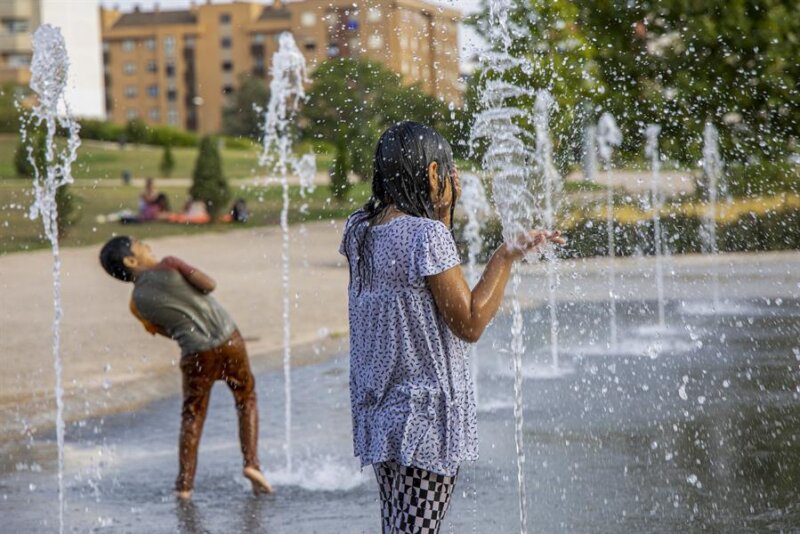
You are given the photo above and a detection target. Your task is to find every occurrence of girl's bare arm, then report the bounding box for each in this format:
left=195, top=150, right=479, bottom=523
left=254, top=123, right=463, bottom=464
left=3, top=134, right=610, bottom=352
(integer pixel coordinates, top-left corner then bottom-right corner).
left=427, top=231, right=564, bottom=343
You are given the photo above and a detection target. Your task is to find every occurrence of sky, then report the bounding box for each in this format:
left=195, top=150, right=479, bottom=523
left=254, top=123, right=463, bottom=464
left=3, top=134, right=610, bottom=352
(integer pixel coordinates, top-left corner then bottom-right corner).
left=95, top=0, right=486, bottom=65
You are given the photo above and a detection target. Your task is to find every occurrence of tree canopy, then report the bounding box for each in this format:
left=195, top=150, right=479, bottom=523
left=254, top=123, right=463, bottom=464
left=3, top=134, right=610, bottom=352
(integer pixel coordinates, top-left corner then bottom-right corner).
left=469, top=0, right=800, bottom=190
left=303, top=58, right=456, bottom=182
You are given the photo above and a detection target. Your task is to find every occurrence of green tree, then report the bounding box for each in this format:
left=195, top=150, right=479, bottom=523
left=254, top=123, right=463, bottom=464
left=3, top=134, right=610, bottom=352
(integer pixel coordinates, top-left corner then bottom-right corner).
left=159, top=144, right=175, bottom=177
left=222, top=74, right=270, bottom=139
left=304, top=58, right=450, bottom=184
left=469, top=0, right=602, bottom=170
left=331, top=133, right=351, bottom=201
left=190, top=136, right=230, bottom=218
left=471, top=0, right=800, bottom=189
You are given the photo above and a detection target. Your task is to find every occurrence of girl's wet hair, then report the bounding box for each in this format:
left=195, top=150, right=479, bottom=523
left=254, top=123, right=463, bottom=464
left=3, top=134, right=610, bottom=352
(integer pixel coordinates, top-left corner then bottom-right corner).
left=344, top=121, right=456, bottom=295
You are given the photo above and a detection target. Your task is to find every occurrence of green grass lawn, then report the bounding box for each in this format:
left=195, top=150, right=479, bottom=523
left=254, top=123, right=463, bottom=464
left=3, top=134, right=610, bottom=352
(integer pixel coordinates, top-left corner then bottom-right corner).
left=0, top=180, right=370, bottom=254
left=0, top=134, right=334, bottom=181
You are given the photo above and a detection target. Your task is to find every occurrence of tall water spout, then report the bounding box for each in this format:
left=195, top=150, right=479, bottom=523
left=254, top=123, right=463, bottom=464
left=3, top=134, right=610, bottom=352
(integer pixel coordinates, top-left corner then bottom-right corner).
left=469, top=1, right=535, bottom=530
left=259, top=32, right=314, bottom=474
left=645, top=125, right=666, bottom=330
left=583, top=123, right=597, bottom=183
left=460, top=172, right=490, bottom=401
left=597, top=113, right=622, bottom=349
left=533, top=91, right=563, bottom=369
left=702, top=123, right=724, bottom=310
left=20, top=24, right=81, bottom=534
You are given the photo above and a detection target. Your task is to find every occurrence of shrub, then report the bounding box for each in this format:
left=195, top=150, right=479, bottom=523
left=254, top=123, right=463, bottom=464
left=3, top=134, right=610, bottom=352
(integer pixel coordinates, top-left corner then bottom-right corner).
left=14, top=135, right=35, bottom=177
left=159, top=144, right=175, bottom=177
left=468, top=197, right=800, bottom=261
left=78, top=119, right=125, bottom=143
left=223, top=136, right=257, bottom=150
left=726, top=160, right=799, bottom=197
left=190, top=136, right=230, bottom=218
left=56, top=185, right=80, bottom=237
left=147, top=125, right=197, bottom=147
left=125, top=119, right=149, bottom=144
left=330, top=134, right=351, bottom=201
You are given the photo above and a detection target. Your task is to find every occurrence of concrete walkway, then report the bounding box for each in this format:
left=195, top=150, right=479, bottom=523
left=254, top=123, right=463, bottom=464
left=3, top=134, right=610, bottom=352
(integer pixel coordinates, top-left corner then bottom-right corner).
left=0, top=220, right=350, bottom=440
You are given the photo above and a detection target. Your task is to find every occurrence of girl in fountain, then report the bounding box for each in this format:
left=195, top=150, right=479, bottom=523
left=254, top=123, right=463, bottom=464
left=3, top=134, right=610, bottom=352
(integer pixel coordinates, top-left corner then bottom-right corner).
left=340, top=122, right=564, bottom=533
left=98, top=237, right=273, bottom=499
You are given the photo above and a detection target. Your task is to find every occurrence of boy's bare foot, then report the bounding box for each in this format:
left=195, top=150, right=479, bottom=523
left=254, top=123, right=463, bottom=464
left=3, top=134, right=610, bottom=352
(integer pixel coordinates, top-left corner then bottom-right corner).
left=243, top=466, right=274, bottom=495
left=175, top=490, right=193, bottom=500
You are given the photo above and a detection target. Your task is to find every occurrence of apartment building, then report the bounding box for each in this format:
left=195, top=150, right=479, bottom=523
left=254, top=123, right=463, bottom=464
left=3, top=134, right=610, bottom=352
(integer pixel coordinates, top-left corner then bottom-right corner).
left=100, top=0, right=460, bottom=134
left=1, top=0, right=105, bottom=118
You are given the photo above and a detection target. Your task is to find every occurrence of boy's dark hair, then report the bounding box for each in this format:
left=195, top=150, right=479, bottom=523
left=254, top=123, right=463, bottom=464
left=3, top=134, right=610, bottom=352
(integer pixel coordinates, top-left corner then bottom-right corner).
left=99, top=236, right=135, bottom=282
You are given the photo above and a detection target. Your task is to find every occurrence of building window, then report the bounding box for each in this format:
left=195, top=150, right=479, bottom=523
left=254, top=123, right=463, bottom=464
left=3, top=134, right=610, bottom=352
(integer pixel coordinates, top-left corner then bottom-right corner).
left=304, top=41, right=317, bottom=52
left=367, top=7, right=381, bottom=22
left=149, top=108, right=160, bottom=121
left=221, top=37, right=232, bottom=48
left=222, top=85, right=234, bottom=95
left=301, top=12, right=316, bottom=27
left=125, top=85, right=137, bottom=98
left=164, top=36, right=176, bottom=55
left=167, top=108, right=179, bottom=126
left=167, top=88, right=178, bottom=101
left=184, top=35, right=196, bottom=48
left=145, top=38, right=156, bottom=51
left=5, top=19, right=29, bottom=33
left=122, top=39, right=135, bottom=52
left=7, top=54, right=30, bottom=67
left=220, top=13, right=231, bottom=24
left=252, top=33, right=265, bottom=45
left=146, top=61, right=157, bottom=73
left=165, top=62, right=175, bottom=77
left=222, top=61, right=233, bottom=72
left=123, top=62, right=136, bottom=75
left=102, top=41, right=110, bottom=53
left=126, top=108, right=139, bottom=120
left=147, top=85, right=159, bottom=98
left=346, top=12, right=360, bottom=31
left=368, top=35, right=382, bottom=50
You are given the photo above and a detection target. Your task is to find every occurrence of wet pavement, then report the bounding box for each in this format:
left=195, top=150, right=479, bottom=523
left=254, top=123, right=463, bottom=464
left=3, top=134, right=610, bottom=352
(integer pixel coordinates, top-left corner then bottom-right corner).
left=2, top=256, right=799, bottom=533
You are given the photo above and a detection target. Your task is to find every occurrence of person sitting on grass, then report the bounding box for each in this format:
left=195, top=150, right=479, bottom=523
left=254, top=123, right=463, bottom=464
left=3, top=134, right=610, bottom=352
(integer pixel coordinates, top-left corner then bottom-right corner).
left=138, top=178, right=171, bottom=221
left=99, top=236, right=273, bottom=499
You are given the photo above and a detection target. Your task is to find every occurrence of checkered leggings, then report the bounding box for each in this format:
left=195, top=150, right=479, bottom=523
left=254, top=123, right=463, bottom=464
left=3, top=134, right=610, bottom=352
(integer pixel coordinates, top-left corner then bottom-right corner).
left=373, top=461, right=458, bottom=534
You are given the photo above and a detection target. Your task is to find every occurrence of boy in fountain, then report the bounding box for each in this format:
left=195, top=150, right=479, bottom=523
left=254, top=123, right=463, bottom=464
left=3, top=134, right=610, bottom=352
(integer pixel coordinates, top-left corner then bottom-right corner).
left=99, top=236, right=273, bottom=499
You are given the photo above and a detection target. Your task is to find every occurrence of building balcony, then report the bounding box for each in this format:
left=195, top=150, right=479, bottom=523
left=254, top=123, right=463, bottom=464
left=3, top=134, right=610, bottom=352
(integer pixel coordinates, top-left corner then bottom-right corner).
left=0, top=32, right=32, bottom=52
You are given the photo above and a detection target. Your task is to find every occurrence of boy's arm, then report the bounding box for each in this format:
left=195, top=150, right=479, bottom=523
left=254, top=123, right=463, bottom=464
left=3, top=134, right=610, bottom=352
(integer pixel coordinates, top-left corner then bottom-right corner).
left=162, top=256, right=217, bottom=294
left=129, top=298, right=167, bottom=337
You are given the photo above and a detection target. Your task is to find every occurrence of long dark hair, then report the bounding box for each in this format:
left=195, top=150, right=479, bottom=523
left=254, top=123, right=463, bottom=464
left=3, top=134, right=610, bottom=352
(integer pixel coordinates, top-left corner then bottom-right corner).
left=343, top=122, right=456, bottom=295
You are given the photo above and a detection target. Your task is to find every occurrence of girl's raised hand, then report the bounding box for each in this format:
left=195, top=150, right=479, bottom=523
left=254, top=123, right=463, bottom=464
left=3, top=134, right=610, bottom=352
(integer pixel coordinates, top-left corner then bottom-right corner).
left=503, top=230, right=566, bottom=261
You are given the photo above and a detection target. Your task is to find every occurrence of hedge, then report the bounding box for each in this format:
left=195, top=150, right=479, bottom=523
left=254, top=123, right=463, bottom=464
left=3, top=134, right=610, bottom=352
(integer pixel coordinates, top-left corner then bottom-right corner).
left=463, top=194, right=800, bottom=261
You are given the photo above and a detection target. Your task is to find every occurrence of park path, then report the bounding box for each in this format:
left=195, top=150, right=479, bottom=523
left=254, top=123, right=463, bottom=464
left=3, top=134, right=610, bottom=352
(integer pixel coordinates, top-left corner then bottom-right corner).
left=0, top=220, right=350, bottom=440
